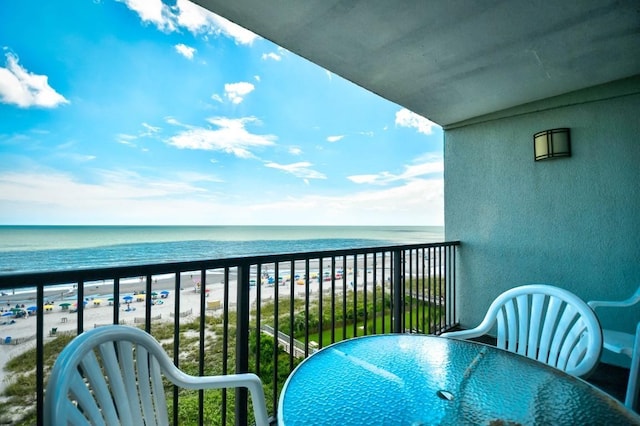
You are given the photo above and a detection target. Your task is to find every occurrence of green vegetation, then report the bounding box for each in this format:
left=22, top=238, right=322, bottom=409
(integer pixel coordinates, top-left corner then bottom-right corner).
left=0, top=277, right=445, bottom=425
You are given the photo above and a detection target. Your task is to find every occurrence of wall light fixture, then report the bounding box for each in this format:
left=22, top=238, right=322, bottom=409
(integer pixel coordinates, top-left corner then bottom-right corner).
left=533, top=128, right=571, bottom=161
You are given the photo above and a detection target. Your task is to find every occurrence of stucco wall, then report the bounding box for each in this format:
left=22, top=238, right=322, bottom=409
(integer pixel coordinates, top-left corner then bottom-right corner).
left=444, top=77, right=640, bottom=364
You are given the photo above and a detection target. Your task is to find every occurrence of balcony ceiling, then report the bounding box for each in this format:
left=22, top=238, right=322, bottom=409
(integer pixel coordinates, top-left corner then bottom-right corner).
left=193, top=0, right=640, bottom=127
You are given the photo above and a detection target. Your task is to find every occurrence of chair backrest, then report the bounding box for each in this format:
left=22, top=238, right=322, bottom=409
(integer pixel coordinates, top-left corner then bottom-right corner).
left=44, top=325, right=269, bottom=426
left=479, top=284, right=602, bottom=377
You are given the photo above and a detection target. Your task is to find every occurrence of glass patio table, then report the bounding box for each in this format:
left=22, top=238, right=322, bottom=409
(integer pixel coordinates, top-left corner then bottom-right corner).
left=277, top=334, right=640, bottom=425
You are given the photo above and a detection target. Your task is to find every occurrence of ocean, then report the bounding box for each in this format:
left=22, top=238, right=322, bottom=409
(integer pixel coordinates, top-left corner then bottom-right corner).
left=0, top=226, right=444, bottom=275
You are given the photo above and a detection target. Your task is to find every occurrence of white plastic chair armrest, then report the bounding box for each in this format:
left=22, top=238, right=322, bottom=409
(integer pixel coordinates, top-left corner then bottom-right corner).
left=167, top=371, right=269, bottom=425
left=588, top=285, right=640, bottom=310
left=441, top=327, right=489, bottom=340
left=441, top=307, right=499, bottom=340
left=144, top=340, right=269, bottom=425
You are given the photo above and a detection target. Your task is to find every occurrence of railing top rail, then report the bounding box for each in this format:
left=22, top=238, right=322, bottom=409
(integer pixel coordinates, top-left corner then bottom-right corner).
left=0, top=241, right=460, bottom=289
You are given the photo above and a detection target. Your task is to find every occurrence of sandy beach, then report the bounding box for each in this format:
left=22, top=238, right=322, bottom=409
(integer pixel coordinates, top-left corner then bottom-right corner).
left=0, top=263, right=389, bottom=394
left=0, top=250, right=412, bottom=401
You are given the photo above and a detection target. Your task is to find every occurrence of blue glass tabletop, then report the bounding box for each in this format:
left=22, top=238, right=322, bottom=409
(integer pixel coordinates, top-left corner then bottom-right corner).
left=278, top=334, right=640, bottom=425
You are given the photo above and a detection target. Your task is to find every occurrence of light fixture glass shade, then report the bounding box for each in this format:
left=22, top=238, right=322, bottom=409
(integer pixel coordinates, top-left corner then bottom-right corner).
left=533, top=128, right=571, bottom=161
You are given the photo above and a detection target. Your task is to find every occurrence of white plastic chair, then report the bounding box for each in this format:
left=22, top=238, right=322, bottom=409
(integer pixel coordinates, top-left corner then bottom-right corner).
left=441, top=284, right=603, bottom=378
left=588, top=285, right=640, bottom=410
left=44, top=325, right=269, bottom=426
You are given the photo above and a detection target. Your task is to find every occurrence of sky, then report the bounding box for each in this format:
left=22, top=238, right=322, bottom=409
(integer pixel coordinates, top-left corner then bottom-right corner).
left=0, top=0, right=443, bottom=226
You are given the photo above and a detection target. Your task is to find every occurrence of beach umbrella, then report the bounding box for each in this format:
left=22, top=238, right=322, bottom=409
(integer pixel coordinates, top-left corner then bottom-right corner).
left=123, top=295, right=134, bottom=302
left=27, top=306, right=37, bottom=312
left=1, top=312, right=13, bottom=317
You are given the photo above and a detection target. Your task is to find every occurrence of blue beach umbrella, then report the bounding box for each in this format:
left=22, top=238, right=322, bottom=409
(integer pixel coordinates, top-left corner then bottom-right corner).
left=2, top=312, right=13, bottom=317
left=26, top=306, right=37, bottom=312
left=123, top=295, right=134, bottom=302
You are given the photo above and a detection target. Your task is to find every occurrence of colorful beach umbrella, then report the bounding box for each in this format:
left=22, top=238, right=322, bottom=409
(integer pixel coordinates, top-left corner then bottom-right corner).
left=123, top=295, right=133, bottom=301
left=27, top=306, right=37, bottom=312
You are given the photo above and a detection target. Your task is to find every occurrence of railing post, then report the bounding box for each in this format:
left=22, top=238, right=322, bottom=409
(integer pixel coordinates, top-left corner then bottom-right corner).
left=236, top=262, right=251, bottom=425
left=393, top=249, right=403, bottom=333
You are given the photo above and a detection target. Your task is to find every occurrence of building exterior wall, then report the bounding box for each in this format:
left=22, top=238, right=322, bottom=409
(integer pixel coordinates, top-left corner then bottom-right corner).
left=444, top=76, right=640, bottom=364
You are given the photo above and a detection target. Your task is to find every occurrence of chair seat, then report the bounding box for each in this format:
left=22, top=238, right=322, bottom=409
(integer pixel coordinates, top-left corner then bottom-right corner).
left=603, top=329, right=635, bottom=357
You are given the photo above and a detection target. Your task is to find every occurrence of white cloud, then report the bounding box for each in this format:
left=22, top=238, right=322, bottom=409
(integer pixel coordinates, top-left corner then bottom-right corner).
left=166, top=116, right=276, bottom=158
left=348, top=156, right=443, bottom=185
left=0, top=53, right=69, bottom=108
left=164, top=117, right=182, bottom=126
left=246, top=178, right=444, bottom=225
left=264, top=161, right=326, bottom=180
left=116, top=133, right=137, bottom=146
left=115, top=123, right=161, bottom=148
left=0, top=169, right=442, bottom=226
left=176, top=0, right=258, bottom=44
left=327, top=135, right=344, bottom=143
left=118, top=0, right=175, bottom=31
left=224, top=82, right=255, bottom=104
left=118, top=0, right=258, bottom=45
left=175, top=43, right=196, bottom=59
left=141, top=122, right=161, bottom=135
left=0, top=169, right=197, bottom=203
left=211, top=93, right=223, bottom=103
left=261, top=52, right=281, bottom=61
left=289, top=147, right=302, bottom=155
left=395, top=108, right=438, bottom=135
left=66, top=154, right=97, bottom=162
left=175, top=171, right=223, bottom=183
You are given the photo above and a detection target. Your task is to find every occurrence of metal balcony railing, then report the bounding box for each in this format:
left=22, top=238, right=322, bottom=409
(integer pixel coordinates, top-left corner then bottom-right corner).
left=0, top=241, right=459, bottom=425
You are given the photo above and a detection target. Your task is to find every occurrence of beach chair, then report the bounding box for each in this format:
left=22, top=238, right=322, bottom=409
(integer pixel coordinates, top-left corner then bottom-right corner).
left=44, top=325, right=269, bottom=425
left=588, top=285, right=640, bottom=410
left=441, top=284, right=603, bottom=378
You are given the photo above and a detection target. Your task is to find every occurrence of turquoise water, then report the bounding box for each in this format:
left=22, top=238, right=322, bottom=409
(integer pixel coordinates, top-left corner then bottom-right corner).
left=0, top=226, right=444, bottom=274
